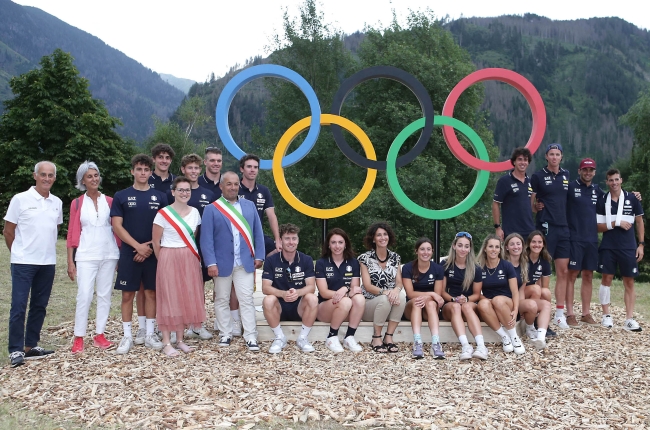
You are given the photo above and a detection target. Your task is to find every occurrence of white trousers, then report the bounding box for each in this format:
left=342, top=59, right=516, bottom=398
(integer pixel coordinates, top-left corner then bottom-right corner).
left=214, top=266, right=257, bottom=341
left=73, top=259, right=118, bottom=337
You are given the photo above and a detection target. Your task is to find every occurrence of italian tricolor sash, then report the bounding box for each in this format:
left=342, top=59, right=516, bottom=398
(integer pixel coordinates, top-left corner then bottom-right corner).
left=213, top=197, right=255, bottom=257
left=158, top=206, right=200, bottom=260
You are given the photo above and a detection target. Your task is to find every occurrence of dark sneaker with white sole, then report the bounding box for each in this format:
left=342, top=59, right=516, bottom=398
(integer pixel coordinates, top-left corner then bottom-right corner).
left=24, top=346, right=54, bottom=360
left=10, top=351, right=25, bottom=368
left=246, top=339, right=260, bottom=352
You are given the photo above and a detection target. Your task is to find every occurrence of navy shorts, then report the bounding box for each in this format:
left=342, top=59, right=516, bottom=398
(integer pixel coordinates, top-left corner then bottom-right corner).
left=597, top=249, right=639, bottom=278
left=114, top=252, right=157, bottom=291
left=569, top=241, right=598, bottom=271
left=264, top=235, right=276, bottom=256
left=538, top=223, right=570, bottom=260
left=279, top=297, right=303, bottom=321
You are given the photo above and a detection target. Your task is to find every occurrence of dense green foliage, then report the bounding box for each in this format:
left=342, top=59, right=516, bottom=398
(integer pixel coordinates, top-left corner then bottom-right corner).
left=0, top=49, right=135, bottom=229
left=0, top=0, right=184, bottom=141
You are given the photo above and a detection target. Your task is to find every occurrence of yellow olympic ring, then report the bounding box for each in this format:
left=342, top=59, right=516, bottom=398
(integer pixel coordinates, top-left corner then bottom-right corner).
left=272, top=114, right=377, bottom=219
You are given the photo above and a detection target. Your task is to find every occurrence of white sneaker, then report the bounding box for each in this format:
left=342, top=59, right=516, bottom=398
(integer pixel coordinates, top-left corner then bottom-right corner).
left=501, top=335, right=514, bottom=353
left=530, top=336, right=547, bottom=350
left=116, top=336, right=133, bottom=355
left=145, top=333, right=163, bottom=350
left=623, top=318, right=642, bottom=332
left=170, top=332, right=177, bottom=345
left=511, top=335, right=526, bottom=355
left=232, top=319, right=243, bottom=337
left=554, top=315, right=570, bottom=330
left=525, top=325, right=538, bottom=340
left=602, top=314, right=614, bottom=328
left=134, top=328, right=146, bottom=345
left=343, top=336, right=363, bottom=352
left=472, top=345, right=489, bottom=360
left=325, top=336, right=344, bottom=353
left=196, top=326, right=213, bottom=340
left=296, top=336, right=315, bottom=352
left=459, top=345, right=474, bottom=360
left=268, top=336, right=287, bottom=354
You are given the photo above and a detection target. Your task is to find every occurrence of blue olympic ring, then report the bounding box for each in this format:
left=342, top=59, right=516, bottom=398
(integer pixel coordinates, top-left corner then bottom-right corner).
left=215, top=64, right=321, bottom=170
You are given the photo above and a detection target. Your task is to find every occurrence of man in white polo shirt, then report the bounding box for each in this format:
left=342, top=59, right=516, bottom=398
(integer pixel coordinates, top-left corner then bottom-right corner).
left=3, top=161, right=62, bottom=368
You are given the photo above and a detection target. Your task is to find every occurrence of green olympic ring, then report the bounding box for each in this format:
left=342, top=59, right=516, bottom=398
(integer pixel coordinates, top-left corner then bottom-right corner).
left=386, top=115, right=490, bottom=220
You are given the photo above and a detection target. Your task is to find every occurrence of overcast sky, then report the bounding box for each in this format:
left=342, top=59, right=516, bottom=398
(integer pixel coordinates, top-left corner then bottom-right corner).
left=13, top=0, right=650, bottom=82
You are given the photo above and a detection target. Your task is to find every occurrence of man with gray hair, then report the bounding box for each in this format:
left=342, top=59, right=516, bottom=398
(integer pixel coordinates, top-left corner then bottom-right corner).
left=3, top=161, right=62, bottom=367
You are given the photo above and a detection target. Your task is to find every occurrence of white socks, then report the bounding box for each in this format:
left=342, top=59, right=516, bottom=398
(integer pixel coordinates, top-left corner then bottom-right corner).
left=271, top=325, right=284, bottom=339
left=538, top=328, right=547, bottom=338
left=138, top=316, right=146, bottom=329
left=599, top=284, right=611, bottom=305
left=123, top=322, right=132, bottom=338
left=300, top=324, right=312, bottom=339
left=555, top=308, right=565, bottom=319
left=507, top=328, right=519, bottom=341
left=496, top=327, right=508, bottom=339
left=145, top=318, right=155, bottom=336
left=458, top=335, right=469, bottom=347
left=475, top=335, right=485, bottom=348
left=231, top=309, right=241, bottom=321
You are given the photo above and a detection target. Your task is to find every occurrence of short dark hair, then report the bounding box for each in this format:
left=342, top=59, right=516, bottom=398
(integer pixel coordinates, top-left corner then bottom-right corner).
left=181, top=153, right=203, bottom=168
left=279, top=223, right=300, bottom=238
left=239, top=154, right=260, bottom=170
left=131, top=154, right=154, bottom=170
left=151, top=143, right=175, bottom=159
left=606, top=168, right=621, bottom=179
left=510, top=147, right=532, bottom=165
left=321, top=228, right=355, bottom=260
left=171, top=176, right=191, bottom=190
left=363, top=221, right=396, bottom=250
left=205, top=147, right=222, bottom=156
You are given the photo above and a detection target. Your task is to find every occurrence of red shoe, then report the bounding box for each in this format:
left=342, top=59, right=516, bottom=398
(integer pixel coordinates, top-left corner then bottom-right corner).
left=93, top=334, right=113, bottom=349
left=71, top=337, right=84, bottom=354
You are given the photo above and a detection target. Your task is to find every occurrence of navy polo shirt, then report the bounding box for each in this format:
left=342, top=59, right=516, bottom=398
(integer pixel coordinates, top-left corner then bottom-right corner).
left=197, top=174, right=222, bottom=199
left=512, top=264, right=523, bottom=288
left=597, top=191, right=644, bottom=250
left=148, top=172, right=176, bottom=192
left=443, top=263, right=482, bottom=298
left=262, top=251, right=315, bottom=293
left=110, top=186, right=168, bottom=254
left=481, top=259, right=517, bottom=299
left=401, top=261, right=444, bottom=293
left=166, top=186, right=215, bottom=216
left=493, top=170, right=535, bottom=237
left=315, top=257, right=360, bottom=303
left=530, top=167, right=570, bottom=226
left=567, top=179, right=602, bottom=243
left=527, top=257, right=551, bottom=285
left=239, top=182, right=274, bottom=225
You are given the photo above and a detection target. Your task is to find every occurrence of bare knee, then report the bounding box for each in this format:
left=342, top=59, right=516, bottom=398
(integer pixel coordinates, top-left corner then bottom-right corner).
left=336, top=296, right=352, bottom=312
left=263, top=295, right=279, bottom=310
left=303, top=293, right=319, bottom=308
left=122, top=292, right=135, bottom=303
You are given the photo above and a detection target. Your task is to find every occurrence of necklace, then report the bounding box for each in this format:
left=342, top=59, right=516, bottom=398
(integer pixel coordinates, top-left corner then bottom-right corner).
left=486, top=261, right=499, bottom=276
left=376, top=250, right=389, bottom=263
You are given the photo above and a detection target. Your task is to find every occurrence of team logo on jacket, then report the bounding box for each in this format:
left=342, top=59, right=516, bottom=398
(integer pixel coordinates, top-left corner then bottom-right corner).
left=538, top=265, right=542, bottom=270
left=429, top=274, right=434, bottom=278
left=201, top=194, right=206, bottom=199
left=295, top=266, right=301, bottom=273
left=258, top=193, right=263, bottom=198
left=346, top=265, right=352, bottom=272
left=151, top=196, right=157, bottom=201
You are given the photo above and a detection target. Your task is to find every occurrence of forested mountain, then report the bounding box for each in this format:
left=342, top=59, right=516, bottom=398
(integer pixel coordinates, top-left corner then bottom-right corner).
left=0, top=0, right=185, bottom=141
left=160, top=73, right=196, bottom=94
left=179, top=15, right=650, bottom=180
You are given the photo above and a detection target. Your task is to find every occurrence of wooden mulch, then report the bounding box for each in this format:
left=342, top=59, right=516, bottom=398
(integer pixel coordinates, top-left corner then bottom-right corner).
left=1, top=299, right=648, bottom=429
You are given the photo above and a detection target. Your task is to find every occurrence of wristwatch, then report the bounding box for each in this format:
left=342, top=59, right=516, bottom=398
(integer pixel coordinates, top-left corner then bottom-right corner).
left=494, top=223, right=501, bottom=229
left=639, top=242, right=645, bottom=246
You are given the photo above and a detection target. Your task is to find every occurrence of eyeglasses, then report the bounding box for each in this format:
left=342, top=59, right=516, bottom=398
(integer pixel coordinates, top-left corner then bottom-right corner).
left=456, top=232, right=472, bottom=240
left=174, top=188, right=191, bottom=194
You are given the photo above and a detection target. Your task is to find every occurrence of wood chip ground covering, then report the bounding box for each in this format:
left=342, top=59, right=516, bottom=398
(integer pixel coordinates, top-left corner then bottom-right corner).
left=1, top=301, right=648, bottom=429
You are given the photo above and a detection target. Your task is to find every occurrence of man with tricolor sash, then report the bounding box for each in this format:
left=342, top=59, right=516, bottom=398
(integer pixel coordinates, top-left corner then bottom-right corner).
left=200, top=171, right=265, bottom=351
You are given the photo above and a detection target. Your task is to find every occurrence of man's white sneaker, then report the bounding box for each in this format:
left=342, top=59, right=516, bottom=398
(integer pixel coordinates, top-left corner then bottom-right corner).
left=530, top=336, right=547, bottom=350
left=342, top=336, right=363, bottom=352
left=232, top=320, right=243, bottom=337
left=116, top=336, right=133, bottom=355
left=623, top=318, right=642, bottom=332
left=325, top=336, right=344, bottom=353
left=268, top=337, right=287, bottom=354
left=134, top=328, right=146, bottom=345
left=601, top=314, right=614, bottom=328
left=472, top=345, right=489, bottom=360
left=296, top=337, right=315, bottom=352
left=501, top=335, right=514, bottom=353
left=459, top=345, right=474, bottom=361
left=144, top=334, right=163, bottom=350
left=196, top=326, right=213, bottom=340
left=511, top=335, right=526, bottom=355
left=526, top=325, right=538, bottom=340
left=554, top=315, right=570, bottom=330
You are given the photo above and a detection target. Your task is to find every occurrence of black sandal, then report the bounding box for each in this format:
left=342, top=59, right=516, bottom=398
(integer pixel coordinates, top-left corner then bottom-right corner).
left=383, top=333, right=399, bottom=353
left=371, top=335, right=388, bottom=353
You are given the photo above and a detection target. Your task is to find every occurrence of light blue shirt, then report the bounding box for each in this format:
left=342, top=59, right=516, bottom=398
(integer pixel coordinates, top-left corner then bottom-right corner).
left=229, top=199, right=242, bottom=268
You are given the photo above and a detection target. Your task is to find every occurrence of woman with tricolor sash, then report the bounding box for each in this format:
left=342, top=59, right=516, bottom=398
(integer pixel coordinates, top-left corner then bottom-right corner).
left=152, top=176, right=206, bottom=357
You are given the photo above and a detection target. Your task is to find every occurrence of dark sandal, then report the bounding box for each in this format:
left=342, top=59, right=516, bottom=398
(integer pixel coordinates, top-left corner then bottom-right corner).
left=383, top=333, right=399, bottom=353
left=371, top=335, right=388, bottom=353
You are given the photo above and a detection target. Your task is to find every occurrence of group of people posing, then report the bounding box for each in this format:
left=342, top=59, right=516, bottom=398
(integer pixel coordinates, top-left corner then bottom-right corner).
left=3, top=142, right=644, bottom=368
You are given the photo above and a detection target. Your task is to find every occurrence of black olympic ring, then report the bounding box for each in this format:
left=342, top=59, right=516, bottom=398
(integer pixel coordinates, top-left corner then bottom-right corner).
left=329, top=65, right=435, bottom=170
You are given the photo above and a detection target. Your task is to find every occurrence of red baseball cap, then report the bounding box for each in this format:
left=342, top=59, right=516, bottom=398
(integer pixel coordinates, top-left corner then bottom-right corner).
left=579, top=158, right=596, bottom=169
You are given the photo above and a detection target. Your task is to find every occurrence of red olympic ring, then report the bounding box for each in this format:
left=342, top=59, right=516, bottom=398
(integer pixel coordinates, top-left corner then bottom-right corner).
left=442, top=68, right=546, bottom=172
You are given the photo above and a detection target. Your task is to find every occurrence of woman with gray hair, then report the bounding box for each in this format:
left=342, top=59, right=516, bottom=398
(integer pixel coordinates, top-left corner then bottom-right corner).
left=66, top=161, right=120, bottom=354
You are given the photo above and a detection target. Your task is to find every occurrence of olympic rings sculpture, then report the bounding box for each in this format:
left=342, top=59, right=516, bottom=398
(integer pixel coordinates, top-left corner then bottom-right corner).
left=216, top=65, right=546, bottom=220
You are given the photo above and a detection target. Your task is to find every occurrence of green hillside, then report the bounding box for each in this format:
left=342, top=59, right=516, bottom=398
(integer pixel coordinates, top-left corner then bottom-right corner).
left=0, top=0, right=185, bottom=141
